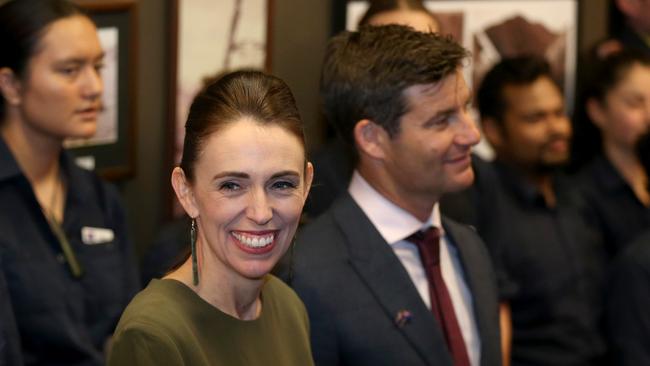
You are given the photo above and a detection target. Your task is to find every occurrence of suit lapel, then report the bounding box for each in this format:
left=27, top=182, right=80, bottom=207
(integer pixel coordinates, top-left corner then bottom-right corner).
left=443, top=217, right=499, bottom=366
left=332, top=195, right=453, bottom=365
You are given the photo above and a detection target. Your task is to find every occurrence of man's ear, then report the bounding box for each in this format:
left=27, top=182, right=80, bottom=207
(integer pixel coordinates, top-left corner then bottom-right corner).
left=353, top=119, right=390, bottom=160
left=481, top=117, right=504, bottom=150
left=0, top=68, right=22, bottom=106
left=586, top=98, right=607, bottom=130
left=171, top=167, right=199, bottom=218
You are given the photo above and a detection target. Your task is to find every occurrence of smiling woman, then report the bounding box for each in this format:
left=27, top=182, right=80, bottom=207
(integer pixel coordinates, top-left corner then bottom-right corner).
left=0, top=0, right=140, bottom=365
left=108, top=70, right=315, bottom=366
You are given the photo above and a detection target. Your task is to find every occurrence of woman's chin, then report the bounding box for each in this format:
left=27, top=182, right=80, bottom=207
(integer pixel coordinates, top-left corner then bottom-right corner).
left=238, top=262, right=277, bottom=280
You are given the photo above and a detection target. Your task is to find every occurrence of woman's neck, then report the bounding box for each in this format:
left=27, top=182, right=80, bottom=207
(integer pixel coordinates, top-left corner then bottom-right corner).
left=604, top=141, right=650, bottom=206
left=2, top=115, right=66, bottom=221
left=1, top=115, right=62, bottom=183
left=166, top=254, right=265, bottom=321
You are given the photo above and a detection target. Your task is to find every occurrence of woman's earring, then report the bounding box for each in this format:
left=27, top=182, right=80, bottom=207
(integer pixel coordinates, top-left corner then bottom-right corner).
left=191, top=218, right=199, bottom=286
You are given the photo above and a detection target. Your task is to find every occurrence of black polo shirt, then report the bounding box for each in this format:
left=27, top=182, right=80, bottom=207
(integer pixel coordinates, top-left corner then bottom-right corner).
left=0, top=138, right=140, bottom=365
left=476, top=161, right=607, bottom=366
left=0, top=265, right=22, bottom=366
left=606, top=230, right=650, bottom=366
left=576, top=155, right=650, bottom=258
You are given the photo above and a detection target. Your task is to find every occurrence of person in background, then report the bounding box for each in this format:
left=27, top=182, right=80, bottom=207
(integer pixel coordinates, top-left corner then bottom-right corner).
left=0, top=0, right=140, bottom=364
left=109, top=71, right=314, bottom=366
left=573, top=50, right=650, bottom=257
left=283, top=25, right=501, bottom=366
left=605, top=131, right=650, bottom=366
left=359, top=0, right=439, bottom=31
left=475, top=56, right=607, bottom=366
left=598, top=0, right=650, bottom=57
left=305, top=0, right=439, bottom=220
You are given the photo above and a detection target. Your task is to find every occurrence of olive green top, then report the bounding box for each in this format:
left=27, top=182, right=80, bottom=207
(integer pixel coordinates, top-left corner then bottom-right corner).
left=108, top=276, right=314, bottom=366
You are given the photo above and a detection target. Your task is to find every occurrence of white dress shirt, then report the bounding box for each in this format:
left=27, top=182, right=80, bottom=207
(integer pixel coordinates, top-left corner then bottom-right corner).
left=348, top=171, right=481, bottom=366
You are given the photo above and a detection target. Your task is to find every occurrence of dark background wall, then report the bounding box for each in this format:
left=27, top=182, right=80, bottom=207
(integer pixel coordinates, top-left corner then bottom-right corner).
left=119, top=0, right=169, bottom=257
left=119, top=0, right=610, bottom=258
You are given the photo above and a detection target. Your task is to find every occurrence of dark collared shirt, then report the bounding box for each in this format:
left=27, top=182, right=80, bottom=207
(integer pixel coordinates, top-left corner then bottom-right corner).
left=476, top=161, right=606, bottom=366
left=0, top=138, right=140, bottom=365
left=606, top=230, right=650, bottom=366
left=575, top=155, right=650, bottom=258
left=0, top=265, right=22, bottom=366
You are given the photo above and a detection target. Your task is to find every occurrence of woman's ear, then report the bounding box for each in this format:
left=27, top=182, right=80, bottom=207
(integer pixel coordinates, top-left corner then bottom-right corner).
left=353, top=119, right=389, bottom=160
left=171, top=167, right=199, bottom=218
left=586, top=98, right=607, bottom=130
left=302, top=161, right=314, bottom=203
left=0, top=68, right=22, bottom=106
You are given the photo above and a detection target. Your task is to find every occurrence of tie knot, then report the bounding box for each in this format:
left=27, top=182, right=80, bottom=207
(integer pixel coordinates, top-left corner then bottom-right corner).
left=407, top=227, right=441, bottom=266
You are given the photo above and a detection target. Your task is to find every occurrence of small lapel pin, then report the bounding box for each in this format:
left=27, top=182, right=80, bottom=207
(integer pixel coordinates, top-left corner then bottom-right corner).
left=394, top=309, right=413, bottom=328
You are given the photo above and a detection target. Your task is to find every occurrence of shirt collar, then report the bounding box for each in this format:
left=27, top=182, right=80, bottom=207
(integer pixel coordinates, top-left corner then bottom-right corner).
left=0, top=136, right=23, bottom=182
left=493, top=160, right=545, bottom=205
left=591, top=155, right=629, bottom=193
left=61, top=151, right=94, bottom=203
left=0, top=136, right=93, bottom=202
left=348, top=170, right=442, bottom=244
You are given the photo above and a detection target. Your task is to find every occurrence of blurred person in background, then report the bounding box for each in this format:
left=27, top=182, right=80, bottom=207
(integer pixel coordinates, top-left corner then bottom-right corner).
left=0, top=0, right=140, bottom=364
left=476, top=56, right=607, bottom=366
left=604, top=130, right=650, bottom=366
left=598, top=0, right=650, bottom=57
left=359, top=0, right=440, bottom=31
left=573, top=50, right=650, bottom=257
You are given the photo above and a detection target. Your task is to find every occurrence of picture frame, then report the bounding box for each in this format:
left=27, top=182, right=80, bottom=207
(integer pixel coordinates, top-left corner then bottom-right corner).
left=166, top=0, right=273, bottom=216
left=67, top=0, right=138, bottom=180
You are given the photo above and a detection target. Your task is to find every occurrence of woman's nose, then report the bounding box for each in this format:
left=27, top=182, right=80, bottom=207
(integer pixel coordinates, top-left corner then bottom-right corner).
left=246, top=189, right=273, bottom=225
left=81, top=65, right=103, bottom=101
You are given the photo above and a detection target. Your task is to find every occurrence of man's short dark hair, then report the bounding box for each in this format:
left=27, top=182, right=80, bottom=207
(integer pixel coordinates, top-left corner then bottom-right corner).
left=477, top=56, right=555, bottom=124
left=320, top=24, right=468, bottom=147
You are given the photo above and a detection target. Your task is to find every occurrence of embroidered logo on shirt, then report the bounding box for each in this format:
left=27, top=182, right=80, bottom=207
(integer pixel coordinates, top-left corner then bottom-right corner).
left=81, top=226, right=114, bottom=245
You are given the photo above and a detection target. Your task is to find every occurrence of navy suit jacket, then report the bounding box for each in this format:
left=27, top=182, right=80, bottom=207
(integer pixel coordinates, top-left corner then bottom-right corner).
left=285, top=194, right=501, bottom=366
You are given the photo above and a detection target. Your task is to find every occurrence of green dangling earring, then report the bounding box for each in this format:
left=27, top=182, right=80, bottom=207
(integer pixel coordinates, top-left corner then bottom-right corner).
left=191, top=218, right=199, bottom=286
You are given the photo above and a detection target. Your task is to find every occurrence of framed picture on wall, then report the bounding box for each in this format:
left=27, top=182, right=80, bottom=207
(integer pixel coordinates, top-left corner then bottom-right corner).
left=340, top=0, right=577, bottom=158
left=68, top=0, right=138, bottom=180
left=167, top=0, right=273, bottom=216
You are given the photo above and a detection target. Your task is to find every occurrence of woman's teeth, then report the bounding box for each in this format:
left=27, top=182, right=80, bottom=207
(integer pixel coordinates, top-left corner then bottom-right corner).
left=232, top=232, right=274, bottom=248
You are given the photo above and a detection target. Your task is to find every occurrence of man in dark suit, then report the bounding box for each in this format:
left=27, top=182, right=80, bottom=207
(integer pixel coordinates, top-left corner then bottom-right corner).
left=283, top=25, right=501, bottom=366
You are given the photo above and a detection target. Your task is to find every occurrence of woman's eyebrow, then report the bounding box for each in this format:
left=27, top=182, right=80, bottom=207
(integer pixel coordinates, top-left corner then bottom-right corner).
left=270, top=170, right=300, bottom=179
left=212, top=171, right=249, bottom=180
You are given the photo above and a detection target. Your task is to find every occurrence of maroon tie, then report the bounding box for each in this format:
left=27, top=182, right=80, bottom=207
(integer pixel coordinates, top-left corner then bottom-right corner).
left=408, top=227, right=471, bottom=366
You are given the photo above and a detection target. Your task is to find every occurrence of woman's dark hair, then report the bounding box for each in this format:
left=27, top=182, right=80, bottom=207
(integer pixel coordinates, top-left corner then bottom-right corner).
left=358, top=0, right=437, bottom=28
left=0, top=0, right=86, bottom=119
left=572, top=50, right=650, bottom=169
left=180, top=70, right=305, bottom=182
